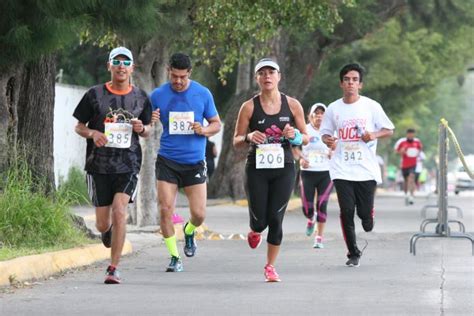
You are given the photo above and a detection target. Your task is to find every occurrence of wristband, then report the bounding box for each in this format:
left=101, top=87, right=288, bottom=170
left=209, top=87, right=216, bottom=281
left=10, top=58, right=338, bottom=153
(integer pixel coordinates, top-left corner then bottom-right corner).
left=138, top=126, right=146, bottom=136
left=289, top=129, right=303, bottom=146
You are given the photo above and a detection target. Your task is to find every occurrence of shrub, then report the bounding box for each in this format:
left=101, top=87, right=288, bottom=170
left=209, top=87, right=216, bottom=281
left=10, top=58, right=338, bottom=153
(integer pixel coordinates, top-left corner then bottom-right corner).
left=0, top=161, right=88, bottom=249
left=57, top=166, right=90, bottom=205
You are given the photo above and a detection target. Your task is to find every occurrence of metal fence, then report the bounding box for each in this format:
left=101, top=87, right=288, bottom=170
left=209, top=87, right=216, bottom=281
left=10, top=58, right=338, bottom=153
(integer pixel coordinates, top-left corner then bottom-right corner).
left=409, top=119, right=473, bottom=255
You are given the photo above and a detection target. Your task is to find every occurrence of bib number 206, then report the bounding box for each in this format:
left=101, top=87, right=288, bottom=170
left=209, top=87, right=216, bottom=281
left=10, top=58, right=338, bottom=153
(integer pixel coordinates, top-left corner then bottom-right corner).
left=256, top=144, right=284, bottom=169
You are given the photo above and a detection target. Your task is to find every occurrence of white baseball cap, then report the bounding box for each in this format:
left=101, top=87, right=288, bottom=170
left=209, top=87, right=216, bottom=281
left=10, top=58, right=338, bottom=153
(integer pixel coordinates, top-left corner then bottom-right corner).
left=254, top=58, right=280, bottom=73
left=109, top=46, right=133, bottom=62
left=309, top=103, right=326, bottom=114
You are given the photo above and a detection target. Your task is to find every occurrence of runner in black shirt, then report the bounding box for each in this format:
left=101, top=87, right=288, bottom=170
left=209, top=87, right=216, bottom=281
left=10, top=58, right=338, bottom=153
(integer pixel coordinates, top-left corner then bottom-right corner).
left=73, top=46, right=159, bottom=284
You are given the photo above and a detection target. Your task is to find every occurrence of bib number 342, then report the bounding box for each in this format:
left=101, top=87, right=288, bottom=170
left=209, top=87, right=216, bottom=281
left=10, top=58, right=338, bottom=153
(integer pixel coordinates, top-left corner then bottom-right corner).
left=256, top=144, right=284, bottom=169
left=104, top=123, right=132, bottom=148
left=341, top=142, right=363, bottom=164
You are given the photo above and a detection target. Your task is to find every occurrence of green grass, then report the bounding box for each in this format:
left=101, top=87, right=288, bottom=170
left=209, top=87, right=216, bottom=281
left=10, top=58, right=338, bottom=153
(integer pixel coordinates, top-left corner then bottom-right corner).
left=57, top=167, right=91, bottom=205
left=0, top=241, right=97, bottom=261
left=0, top=161, right=93, bottom=261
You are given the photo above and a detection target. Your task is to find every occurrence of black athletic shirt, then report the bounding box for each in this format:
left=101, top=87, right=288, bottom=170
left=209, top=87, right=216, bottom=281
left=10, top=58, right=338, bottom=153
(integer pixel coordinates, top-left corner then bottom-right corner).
left=247, top=93, right=295, bottom=164
left=73, top=84, right=152, bottom=174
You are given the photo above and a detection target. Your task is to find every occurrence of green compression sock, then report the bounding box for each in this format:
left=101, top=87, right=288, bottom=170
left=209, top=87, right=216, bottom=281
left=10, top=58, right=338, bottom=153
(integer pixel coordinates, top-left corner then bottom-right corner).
left=184, top=221, right=197, bottom=235
left=164, top=235, right=180, bottom=258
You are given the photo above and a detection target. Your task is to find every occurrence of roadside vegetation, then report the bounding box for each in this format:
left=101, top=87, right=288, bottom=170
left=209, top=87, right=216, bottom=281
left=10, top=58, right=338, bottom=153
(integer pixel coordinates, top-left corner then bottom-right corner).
left=0, top=162, right=94, bottom=261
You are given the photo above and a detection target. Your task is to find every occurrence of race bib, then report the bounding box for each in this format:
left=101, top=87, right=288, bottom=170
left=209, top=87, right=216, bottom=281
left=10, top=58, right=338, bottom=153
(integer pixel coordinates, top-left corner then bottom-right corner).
left=406, top=147, right=419, bottom=158
left=307, top=150, right=327, bottom=167
left=104, top=123, right=133, bottom=149
left=341, top=142, right=363, bottom=165
left=256, top=144, right=284, bottom=169
left=169, top=111, right=194, bottom=135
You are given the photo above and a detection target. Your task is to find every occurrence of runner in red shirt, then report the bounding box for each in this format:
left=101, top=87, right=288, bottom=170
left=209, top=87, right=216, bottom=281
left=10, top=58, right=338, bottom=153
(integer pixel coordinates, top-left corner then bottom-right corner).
left=394, top=128, right=423, bottom=205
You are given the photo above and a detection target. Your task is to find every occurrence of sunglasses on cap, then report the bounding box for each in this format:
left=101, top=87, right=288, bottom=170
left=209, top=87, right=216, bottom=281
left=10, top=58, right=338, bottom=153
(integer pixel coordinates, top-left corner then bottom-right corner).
left=110, top=59, right=133, bottom=67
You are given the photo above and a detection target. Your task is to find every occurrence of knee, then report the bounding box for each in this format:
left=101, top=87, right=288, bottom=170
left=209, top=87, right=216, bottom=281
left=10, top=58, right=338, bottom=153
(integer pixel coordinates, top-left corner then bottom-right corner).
left=317, top=211, right=327, bottom=223
left=112, top=207, right=128, bottom=226
left=191, top=212, right=205, bottom=226
left=96, top=221, right=110, bottom=233
left=302, top=206, right=314, bottom=219
left=339, top=209, right=352, bottom=221
left=250, top=221, right=267, bottom=233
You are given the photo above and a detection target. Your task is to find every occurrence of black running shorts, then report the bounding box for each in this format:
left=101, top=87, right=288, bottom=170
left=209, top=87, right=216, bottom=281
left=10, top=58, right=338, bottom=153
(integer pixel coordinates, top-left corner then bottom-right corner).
left=402, top=166, right=416, bottom=179
left=155, top=155, right=207, bottom=188
left=87, top=173, right=138, bottom=207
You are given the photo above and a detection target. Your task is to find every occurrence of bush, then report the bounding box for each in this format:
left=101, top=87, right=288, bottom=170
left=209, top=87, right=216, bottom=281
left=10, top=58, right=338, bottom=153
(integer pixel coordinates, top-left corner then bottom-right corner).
left=57, top=167, right=90, bottom=205
left=0, top=161, right=89, bottom=249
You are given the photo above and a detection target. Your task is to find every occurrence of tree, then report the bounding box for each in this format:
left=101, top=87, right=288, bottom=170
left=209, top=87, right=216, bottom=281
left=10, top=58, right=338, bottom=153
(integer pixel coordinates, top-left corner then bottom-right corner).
left=0, top=0, right=159, bottom=191
left=54, top=1, right=192, bottom=226
left=304, top=6, right=473, bottom=165
left=192, top=0, right=408, bottom=198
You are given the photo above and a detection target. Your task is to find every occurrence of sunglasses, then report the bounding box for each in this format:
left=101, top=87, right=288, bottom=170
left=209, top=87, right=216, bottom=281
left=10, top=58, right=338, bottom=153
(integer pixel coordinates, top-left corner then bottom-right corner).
left=110, top=59, right=133, bottom=67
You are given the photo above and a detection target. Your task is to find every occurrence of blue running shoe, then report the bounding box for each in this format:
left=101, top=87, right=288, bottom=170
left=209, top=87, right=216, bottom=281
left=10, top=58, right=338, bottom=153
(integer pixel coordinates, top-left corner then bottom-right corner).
left=305, top=220, right=315, bottom=236
left=166, top=256, right=183, bottom=272
left=183, top=223, right=197, bottom=257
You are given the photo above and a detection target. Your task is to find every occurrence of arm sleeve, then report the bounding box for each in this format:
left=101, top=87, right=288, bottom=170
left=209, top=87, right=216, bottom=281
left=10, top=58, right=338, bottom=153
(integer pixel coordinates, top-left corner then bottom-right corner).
left=203, top=88, right=218, bottom=119
left=139, top=94, right=152, bottom=125
left=394, top=138, right=404, bottom=151
left=72, top=90, right=94, bottom=124
left=373, top=102, right=395, bottom=131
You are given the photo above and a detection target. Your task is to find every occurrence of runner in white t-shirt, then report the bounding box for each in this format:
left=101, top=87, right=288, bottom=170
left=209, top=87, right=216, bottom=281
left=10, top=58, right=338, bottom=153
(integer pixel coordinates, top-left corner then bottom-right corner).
left=320, top=63, right=394, bottom=267
left=292, top=103, right=333, bottom=249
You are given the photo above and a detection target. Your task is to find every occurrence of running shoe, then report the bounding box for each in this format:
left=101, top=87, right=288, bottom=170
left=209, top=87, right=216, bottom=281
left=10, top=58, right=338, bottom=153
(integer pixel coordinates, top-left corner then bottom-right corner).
left=305, top=220, right=315, bottom=236
left=172, top=213, right=184, bottom=224
left=166, top=256, right=183, bottom=272
left=101, top=225, right=113, bottom=248
left=345, top=256, right=360, bottom=267
left=408, top=196, right=414, bottom=205
left=264, top=264, right=281, bottom=282
left=104, top=265, right=121, bottom=284
left=247, top=231, right=262, bottom=249
left=183, top=223, right=197, bottom=257
left=362, top=218, right=374, bottom=232
left=313, top=235, right=324, bottom=249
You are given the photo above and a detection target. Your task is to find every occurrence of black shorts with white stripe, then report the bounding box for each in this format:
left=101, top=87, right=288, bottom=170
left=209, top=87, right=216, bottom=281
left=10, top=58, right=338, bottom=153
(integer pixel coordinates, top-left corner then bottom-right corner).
left=87, top=173, right=138, bottom=207
left=155, top=155, right=207, bottom=188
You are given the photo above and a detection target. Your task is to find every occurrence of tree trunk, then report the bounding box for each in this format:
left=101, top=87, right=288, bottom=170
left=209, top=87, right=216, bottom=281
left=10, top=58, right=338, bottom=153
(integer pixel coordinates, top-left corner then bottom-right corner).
left=16, top=55, right=56, bottom=192
left=0, top=65, right=22, bottom=181
left=208, top=57, right=253, bottom=199
left=127, top=38, right=168, bottom=226
left=209, top=32, right=326, bottom=199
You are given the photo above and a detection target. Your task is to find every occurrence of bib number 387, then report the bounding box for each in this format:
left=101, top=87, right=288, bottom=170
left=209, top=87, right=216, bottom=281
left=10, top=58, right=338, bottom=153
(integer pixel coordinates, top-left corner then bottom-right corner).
left=104, top=123, right=132, bottom=148
left=169, top=111, right=194, bottom=135
left=256, top=144, right=284, bottom=169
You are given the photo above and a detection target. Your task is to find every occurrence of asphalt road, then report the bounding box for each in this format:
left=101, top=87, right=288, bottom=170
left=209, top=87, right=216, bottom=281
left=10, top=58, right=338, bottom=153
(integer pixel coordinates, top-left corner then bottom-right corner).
left=1, top=193, right=473, bottom=316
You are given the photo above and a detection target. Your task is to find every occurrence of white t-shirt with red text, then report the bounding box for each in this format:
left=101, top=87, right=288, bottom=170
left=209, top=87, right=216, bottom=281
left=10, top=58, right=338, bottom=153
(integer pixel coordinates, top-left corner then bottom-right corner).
left=320, top=96, right=394, bottom=183
left=394, top=137, right=423, bottom=169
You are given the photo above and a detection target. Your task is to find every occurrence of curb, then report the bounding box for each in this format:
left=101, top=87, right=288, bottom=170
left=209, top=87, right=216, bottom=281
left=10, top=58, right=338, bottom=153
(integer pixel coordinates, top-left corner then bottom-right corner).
left=0, top=240, right=132, bottom=287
